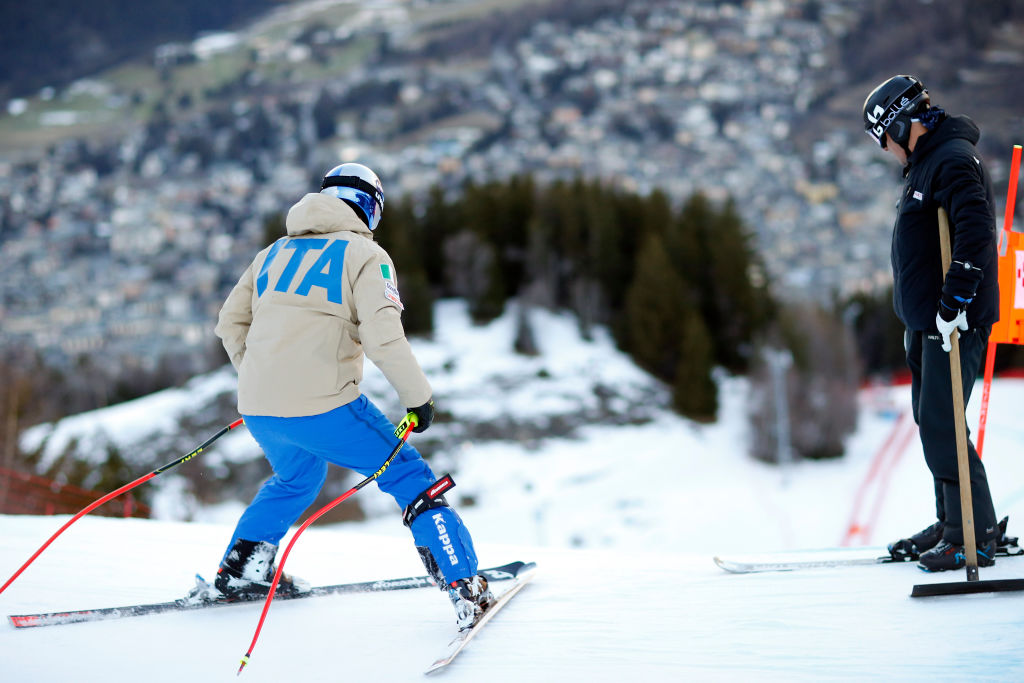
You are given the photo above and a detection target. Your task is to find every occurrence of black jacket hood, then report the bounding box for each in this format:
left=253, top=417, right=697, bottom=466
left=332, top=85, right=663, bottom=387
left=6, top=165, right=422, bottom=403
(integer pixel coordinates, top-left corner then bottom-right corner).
left=906, top=114, right=980, bottom=172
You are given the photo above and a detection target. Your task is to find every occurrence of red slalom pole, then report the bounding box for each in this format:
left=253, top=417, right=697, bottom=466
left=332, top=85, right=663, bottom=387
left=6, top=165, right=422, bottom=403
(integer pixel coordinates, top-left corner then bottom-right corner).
left=237, top=412, right=418, bottom=676
left=0, top=418, right=245, bottom=595
left=976, top=341, right=997, bottom=458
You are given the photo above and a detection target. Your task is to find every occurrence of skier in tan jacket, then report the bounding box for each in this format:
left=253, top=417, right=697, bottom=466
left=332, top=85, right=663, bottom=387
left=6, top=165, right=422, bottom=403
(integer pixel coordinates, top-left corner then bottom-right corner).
left=211, top=163, right=492, bottom=629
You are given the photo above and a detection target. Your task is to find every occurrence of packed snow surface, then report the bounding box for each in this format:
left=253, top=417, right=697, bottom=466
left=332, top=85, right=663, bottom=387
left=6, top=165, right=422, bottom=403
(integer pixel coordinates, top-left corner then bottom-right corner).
left=2, top=516, right=1024, bottom=681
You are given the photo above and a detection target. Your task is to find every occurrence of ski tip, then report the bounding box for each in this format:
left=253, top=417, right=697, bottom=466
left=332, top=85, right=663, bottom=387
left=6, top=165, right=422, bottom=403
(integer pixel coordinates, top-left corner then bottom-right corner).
left=480, top=560, right=537, bottom=582
left=503, top=562, right=538, bottom=582
left=9, top=614, right=39, bottom=628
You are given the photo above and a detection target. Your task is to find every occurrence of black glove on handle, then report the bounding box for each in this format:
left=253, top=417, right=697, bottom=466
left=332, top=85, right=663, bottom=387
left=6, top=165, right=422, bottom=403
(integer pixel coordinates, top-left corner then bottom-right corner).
left=407, top=399, right=435, bottom=433
left=939, top=260, right=982, bottom=321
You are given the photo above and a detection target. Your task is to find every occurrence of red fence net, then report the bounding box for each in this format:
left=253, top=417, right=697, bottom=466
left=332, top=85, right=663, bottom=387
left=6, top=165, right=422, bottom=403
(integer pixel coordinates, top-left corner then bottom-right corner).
left=0, top=467, right=150, bottom=518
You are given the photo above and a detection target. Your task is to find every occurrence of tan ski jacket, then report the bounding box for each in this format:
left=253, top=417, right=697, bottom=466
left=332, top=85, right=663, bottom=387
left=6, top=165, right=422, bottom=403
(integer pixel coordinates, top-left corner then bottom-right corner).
left=215, top=192, right=431, bottom=417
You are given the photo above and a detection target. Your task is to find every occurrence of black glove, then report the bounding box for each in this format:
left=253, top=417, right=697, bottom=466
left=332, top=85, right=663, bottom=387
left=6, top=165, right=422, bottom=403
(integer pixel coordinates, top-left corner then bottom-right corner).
left=935, top=260, right=979, bottom=352
left=938, top=291, right=971, bottom=323
left=407, top=399, right=435, bottom=433
left=938, top=260, right=981, bottom=321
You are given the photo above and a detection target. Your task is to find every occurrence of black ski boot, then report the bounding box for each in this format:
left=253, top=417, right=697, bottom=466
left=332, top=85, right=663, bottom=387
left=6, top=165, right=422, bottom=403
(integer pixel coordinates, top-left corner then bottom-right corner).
left=888, top=520, right=944, bottom=561
left=918, top=538, right=998, bottom=572
left=996, top=516, right=1020, bottom=555
left=448, top=575, right=494, bottom=630
left=214, top=539, right=308, bottom=600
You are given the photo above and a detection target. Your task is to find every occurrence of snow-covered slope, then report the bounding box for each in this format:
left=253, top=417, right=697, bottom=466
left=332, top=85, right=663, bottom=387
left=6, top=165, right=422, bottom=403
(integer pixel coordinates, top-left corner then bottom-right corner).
left=6, top=299, right=1024, bottom=680
left=2, top=515, right=1023, bottom=682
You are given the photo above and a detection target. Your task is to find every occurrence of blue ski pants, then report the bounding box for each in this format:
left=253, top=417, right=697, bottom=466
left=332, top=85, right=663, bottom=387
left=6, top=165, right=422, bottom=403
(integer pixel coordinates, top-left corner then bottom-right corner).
left=223, top=395, right=479, bottom=584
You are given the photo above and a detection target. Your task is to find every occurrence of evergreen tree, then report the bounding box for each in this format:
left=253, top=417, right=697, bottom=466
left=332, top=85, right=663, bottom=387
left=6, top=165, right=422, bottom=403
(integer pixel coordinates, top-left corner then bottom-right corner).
left=550, top=178, right=587, bottom=279
left=623, top=234, right=688, bottom=379
left=662, top=199, right=704, bottom=311
left=586, top=189, right=631, bottom=303
left=468, top=241, right=507, bottom=323
left=673, top=308, right=718, bottom=421
left=406, top=176, right=775, bottom=419
left=706, top=198, right=772, bottom=372
left=419, top=186, right=460, bottom=291
left=681, top=194, right=773, bottom=373
left=637, top=189, right=673, bottom=244
left=624, top=234, right=719, bottom=419
left=460, top=176, right=533, bottom=301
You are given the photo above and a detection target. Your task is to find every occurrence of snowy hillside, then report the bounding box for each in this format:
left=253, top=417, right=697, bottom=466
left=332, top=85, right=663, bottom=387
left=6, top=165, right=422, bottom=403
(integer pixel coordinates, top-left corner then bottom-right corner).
left=18, top=299, right=1024, bottom=553
left=5, top=300, right=1024, bottom=680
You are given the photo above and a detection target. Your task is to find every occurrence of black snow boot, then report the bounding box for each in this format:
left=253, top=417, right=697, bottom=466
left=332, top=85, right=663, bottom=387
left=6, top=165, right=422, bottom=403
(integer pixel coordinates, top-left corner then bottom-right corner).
left=888, top=520, right=945, bottom=561
left=917, top=539, right=997, bottom=572
left=214, top=539, right=308, bottom=600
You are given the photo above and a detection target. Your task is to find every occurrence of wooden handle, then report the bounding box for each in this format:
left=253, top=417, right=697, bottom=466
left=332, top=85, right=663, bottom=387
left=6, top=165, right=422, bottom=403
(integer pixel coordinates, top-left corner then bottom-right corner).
left=938, top=207, right=978, bottom=580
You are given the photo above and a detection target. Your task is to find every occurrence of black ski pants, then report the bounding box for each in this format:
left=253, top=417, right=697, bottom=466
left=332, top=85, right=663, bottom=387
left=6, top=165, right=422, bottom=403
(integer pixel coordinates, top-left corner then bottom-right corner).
left=905, top=326, right=998, bottom=545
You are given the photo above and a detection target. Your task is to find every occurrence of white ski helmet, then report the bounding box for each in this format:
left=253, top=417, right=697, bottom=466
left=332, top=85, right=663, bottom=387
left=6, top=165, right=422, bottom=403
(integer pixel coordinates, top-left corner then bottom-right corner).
left=319, top=162, right=384, bottom=231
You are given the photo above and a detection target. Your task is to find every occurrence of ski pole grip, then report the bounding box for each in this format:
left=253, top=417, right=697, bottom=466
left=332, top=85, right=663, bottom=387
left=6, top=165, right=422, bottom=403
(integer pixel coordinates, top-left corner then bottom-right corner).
left=395, top=412, right=418, bottom=439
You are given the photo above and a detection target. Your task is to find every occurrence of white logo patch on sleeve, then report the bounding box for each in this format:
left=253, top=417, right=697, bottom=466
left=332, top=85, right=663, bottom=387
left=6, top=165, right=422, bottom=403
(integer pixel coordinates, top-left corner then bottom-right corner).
left=380, top=264, right=404, bottom=310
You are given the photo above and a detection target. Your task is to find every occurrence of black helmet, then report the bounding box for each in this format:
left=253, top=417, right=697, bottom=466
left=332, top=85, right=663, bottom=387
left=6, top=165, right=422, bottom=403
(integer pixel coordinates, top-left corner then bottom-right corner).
left=862, top=75, right=930, bottom=150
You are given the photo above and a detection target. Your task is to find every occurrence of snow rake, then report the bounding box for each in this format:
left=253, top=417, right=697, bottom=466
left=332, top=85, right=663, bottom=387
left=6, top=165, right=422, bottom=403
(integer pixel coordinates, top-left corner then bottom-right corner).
left=0, top=418, right=246, bottom=596
left=911, top=208, right=1024, bottom=598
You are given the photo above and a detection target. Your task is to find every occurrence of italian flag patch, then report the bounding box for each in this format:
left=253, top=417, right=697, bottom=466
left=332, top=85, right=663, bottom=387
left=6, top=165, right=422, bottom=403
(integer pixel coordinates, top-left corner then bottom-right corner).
left=381, top=264, right=404, bottom=310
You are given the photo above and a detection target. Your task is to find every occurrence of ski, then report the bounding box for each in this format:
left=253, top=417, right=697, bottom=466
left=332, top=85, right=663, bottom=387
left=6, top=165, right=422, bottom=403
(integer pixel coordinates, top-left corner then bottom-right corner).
left=714, top=549, right=892, bottom=574
left=7, top=561, right=532, bottom=629
left=715, top=544, right=1022, bottom=574
left=425, top=562, right=537, bottom=675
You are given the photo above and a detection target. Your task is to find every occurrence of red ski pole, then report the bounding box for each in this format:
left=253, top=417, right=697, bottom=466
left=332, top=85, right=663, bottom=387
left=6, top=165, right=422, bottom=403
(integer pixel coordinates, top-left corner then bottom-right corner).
left=0, top=418, right=245, bottom=595
left=237, top=412, right=418, bottom=676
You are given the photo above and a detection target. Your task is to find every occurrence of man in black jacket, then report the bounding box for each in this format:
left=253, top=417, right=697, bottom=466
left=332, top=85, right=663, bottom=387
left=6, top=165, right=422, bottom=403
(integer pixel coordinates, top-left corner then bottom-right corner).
left=862, top=75, right=1001, bottom=572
